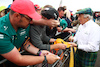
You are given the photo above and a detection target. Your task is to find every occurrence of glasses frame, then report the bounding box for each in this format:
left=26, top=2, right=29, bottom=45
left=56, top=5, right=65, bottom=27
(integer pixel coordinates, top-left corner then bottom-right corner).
left=20, top=14, right=32, bottom=22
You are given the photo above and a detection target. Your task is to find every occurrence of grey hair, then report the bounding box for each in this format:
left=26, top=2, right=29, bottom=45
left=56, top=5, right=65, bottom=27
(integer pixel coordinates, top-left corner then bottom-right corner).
left=83, top=14, right=93, bottom=20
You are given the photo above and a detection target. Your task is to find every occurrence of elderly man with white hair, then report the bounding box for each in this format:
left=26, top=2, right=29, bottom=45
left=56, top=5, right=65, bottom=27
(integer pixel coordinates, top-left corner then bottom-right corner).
left=69, top=8, right=100, bottom=67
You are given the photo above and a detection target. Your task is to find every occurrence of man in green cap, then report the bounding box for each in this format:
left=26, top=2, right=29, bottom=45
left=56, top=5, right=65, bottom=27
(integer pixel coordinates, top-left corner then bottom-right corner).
left=76, top=8, right=93, bottom=16
left=69, top=8, right=100, bottom=67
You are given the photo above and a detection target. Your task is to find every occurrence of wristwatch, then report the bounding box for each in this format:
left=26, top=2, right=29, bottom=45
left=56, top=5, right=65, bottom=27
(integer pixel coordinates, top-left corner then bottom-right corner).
left=43, top=56, right=48, bottom=63
left=37, top=50, right=41, bottom=56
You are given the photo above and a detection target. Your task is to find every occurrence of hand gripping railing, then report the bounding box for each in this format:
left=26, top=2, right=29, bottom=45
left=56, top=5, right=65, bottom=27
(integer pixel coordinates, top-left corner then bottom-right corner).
left=52, top=48, right=70, bottom=67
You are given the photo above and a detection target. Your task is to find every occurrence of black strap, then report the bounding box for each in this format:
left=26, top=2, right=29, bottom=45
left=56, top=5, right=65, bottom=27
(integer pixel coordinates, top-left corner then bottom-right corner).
left=43, top=56, right=48, bottom=63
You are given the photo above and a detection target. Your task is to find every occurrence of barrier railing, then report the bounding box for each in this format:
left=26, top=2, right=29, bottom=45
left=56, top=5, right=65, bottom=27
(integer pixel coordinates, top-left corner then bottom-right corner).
left=0, top=32, right=72, bottom=67
left=34, top=48, right=70, bottom=67
left=33, top=32, right=72, bottom=67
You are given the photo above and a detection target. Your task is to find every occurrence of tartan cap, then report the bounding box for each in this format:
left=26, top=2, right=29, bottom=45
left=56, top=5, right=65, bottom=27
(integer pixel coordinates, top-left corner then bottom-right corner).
left=76, top=8, right=93, bottom=16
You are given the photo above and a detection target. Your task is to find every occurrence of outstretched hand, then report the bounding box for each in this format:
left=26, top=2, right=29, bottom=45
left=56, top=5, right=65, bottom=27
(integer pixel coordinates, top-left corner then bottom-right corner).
left=41, top=50, right=60, bottom=64
left=68, top=42, right=77, bottom=47
left=46, top=54, right=60, bottom=64
left=40, top=50, right=51, bottom=56
left=47, top=19, right=60, bottom=27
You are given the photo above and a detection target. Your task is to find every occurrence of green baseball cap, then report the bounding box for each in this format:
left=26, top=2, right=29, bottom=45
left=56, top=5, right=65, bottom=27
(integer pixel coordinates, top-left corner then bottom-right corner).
left=0, top=6, right=6, bottom=11
left=76, top=8, right=93, bottom=16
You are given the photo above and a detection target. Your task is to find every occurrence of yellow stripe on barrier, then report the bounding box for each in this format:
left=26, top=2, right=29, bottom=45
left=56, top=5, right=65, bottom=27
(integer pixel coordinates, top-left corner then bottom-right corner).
left=74, top=47, right=77, bottom=52
left=69, top=47, right=77, bottom=67
left=69, top=47, right=74, bottom=67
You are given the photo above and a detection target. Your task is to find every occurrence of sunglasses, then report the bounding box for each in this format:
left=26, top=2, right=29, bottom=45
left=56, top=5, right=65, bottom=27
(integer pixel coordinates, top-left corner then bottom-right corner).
left=20, top=14, right=32, bottom=22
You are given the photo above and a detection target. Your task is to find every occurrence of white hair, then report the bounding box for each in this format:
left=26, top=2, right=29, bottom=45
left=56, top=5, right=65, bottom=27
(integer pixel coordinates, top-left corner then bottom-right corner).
left=83, top=14, right=93, bottom=20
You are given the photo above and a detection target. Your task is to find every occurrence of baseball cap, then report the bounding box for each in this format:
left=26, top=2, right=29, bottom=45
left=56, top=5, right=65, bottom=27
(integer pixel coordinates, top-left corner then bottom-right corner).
left=41, top=7, right=59, bottom=20
left=0, top=6, right=6, bottom=11
left=34, top=4, right=41, bottom=10
left=76, top=8, right=93, bottom=16
left=11, top=0, right=41, bottom=20
left=7, top=4, right=11, bottom=8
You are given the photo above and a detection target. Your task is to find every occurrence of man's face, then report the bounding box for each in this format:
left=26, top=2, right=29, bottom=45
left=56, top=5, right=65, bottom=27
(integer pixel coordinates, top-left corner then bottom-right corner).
left=78, top=14, right=86, bottom=24
left=58, top=10, right=64, bottom=18
left=19, top=14, right=32, bottom=29
left=42, top=15, right=54, bottom=29
left=0, top=10, right=5, bottom=17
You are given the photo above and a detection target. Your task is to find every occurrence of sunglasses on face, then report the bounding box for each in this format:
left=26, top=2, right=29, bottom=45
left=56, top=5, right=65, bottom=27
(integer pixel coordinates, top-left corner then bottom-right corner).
left=20, top=14, right=32, bottom=22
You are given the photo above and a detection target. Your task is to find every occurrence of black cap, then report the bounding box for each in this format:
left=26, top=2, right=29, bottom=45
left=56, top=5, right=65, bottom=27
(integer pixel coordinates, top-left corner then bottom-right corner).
left=41, top=7, right=59, bottom=20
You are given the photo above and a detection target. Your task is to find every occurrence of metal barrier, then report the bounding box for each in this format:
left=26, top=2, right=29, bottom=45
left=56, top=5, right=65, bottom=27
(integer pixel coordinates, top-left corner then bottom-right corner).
left=52, top=48, right=70, bottom=67
left=0, top=49, right=70, bottom=67
left=0, top=32, right=72, bottom=67
left=33, top=48, right=70, bottom=67
left=33, top=32, right=72, bottom=67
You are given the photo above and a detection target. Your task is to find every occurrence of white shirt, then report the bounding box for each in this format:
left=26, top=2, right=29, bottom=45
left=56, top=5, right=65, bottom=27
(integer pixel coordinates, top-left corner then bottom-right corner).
left=74, top=20, right=100, bottom=52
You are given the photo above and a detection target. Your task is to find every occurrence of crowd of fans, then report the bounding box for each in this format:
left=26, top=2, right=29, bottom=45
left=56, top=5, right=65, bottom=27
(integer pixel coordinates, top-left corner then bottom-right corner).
left=0, top=0, right=100, bottom=67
